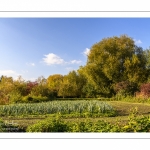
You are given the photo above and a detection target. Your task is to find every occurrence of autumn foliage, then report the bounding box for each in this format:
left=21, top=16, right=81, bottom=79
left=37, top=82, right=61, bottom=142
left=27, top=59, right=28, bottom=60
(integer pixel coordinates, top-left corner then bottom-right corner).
left=136, top=83, right=150, bottom=98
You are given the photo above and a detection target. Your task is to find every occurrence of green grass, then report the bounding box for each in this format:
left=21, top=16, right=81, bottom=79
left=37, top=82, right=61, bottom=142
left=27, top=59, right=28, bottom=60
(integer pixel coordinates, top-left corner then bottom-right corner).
left=108, top=101, right=150, bottom=116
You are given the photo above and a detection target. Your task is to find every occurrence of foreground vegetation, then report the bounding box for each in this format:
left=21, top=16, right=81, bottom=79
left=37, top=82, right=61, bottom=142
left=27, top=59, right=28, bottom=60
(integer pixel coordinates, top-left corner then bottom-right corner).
left=26, top=111, right=150, bottom=132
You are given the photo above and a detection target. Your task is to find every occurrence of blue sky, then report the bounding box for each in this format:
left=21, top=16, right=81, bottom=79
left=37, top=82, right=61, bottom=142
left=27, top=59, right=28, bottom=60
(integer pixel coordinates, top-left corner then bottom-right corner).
left=0, top=18, right=150, bottom=81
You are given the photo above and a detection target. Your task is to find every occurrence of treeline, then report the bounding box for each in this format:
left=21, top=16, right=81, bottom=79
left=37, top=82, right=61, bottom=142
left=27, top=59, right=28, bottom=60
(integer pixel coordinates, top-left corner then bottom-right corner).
left=0, top=71, right=91, bottom=104
left=1, top=34, right=150, bottom=104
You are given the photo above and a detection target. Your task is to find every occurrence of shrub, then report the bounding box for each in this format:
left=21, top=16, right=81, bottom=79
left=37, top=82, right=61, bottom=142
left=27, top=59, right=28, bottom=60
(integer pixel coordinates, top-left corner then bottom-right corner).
left=26, top=117, right=121, bottom=132
left=114, top=81, right=138, bottom=96
left=121, top=107, right=150, bottom=132
left=26, top=117, right=68, bottom=132
left=22, top=95, right=49, bottom=103
left=137, top=83, right=150, bottom=98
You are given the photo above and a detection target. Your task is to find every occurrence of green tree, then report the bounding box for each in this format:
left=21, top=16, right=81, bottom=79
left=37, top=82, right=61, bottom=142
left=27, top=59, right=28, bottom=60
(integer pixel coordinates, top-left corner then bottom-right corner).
left=47, top=74, right=63, bottom=97
left=143, top=48, right=150, bottom=82
left=13, top=76, right=27, bottom=96
left=58, top=70, right=83, bottom=98
left=124, top=54, right=147, bottom=84
left=30, top=76, right=50, bottom=97
left=77, top=66, right=95, bottom=97
left=9, top=76, right=27, bottom=103
left=0, top=76, right=14, bottom=104
left=85, top=35, right=147, bottom=97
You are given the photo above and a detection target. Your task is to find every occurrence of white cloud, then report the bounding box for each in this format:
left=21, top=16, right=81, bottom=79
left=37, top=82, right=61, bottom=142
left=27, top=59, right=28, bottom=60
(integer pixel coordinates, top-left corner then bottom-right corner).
left=83, top=48, right=90, bottom=56
left=70, top=60, right=82, bottom=64
left=134, top=39, right=142, bottom=45
left=0, top=70, right=21, bottom=79
left=43, top=53, right=65, bottom=65
left=43, top=53, right=82, bottom=65
left=31, top=63, right=35, bottom=66
left=26, top=62, right=35, bottom=66
left=0, top=70, right=17, bottom=75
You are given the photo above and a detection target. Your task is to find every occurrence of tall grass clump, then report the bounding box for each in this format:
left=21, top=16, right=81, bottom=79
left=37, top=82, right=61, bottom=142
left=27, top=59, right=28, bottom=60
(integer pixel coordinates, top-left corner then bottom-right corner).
left=0, top=100, right=115, bottom=117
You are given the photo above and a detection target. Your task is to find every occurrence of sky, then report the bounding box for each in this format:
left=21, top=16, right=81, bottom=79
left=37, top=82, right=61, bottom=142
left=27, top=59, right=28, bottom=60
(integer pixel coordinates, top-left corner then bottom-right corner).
left=0, top=18, right=150, bottom=81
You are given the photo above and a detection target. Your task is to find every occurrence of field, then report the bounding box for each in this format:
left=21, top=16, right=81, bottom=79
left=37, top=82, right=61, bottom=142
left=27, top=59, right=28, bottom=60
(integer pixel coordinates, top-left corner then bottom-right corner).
left=1, top=99, right=150, bottom=132
left=0, top=100, right=115, bottom=116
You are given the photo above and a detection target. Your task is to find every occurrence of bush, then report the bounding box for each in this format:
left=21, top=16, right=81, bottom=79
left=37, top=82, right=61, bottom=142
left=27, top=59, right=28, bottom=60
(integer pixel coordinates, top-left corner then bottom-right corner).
left=114, top=81, right=138, bottom=97
left=137, top=83, right=150, bottom=98
left=9, top=94, right=50, bottom=104
left=26, top=116, right=68, bottom=132
left=22, top=95, right=49, bottom=103
left=26, top=117, right=121, bottom=132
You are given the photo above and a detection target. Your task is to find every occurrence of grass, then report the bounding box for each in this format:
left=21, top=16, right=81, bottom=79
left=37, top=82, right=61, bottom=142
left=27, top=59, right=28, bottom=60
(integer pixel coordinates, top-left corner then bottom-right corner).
left=108, top=101, right=150, bottom=116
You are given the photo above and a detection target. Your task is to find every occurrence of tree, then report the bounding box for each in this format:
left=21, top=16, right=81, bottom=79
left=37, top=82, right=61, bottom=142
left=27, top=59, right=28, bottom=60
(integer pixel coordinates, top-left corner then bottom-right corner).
left=143, top=48, right=150, bottom=82
left=124, top=54, right=147, bottom=84
left=13, top=75, right=27, bottom=96
left=0, top=76, right=14, bottom=104
left=77, top=66, right=95, bottom=97
left=84, top=35, right=147, bottom=97
left=58, top=70, right=83, bottom=98
left=30, top=76, right=51, bottom=97
left=26, top=81, right=38, bottom=95
left=47, top=74, right=63, bottom=97
left=36, top=76, right=47, bottom=86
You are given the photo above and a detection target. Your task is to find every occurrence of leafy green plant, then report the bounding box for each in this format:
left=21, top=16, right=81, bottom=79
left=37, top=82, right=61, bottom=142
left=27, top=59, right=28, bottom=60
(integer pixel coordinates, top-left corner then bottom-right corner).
left=121, top=107, right=150, bottom=132
left=26, top=116, right=68, bottom=132
left=0, top=100, right=115, bottom=117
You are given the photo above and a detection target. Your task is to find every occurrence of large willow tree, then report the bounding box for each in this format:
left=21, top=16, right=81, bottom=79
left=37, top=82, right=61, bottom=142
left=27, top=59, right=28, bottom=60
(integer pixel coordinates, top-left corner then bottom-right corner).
left=84, top=35, right=147, bottom=97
